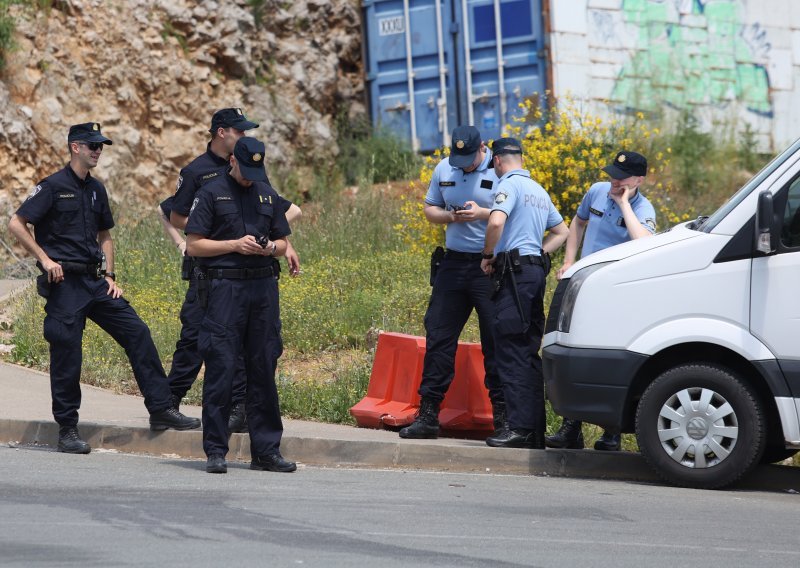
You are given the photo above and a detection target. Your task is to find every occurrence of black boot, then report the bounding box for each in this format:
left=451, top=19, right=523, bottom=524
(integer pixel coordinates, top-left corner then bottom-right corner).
left=491, top=401, right=508, bottom=437
left=57, top=426, right=91, bottom=454
left=228, top=401, right=248, bottom=434
left=399, top=397, right=440, bottom=439
left=251, top=453, right=297, bottom=472
left=545, top=418, right=585, bottom=449
left=170, top=394, right=182, bottom=412
left=486, top=428, right=543, bottom=449
left=149, top=407, right=201, bottom=431
left=206, top=454, right=227, bottom=474
left=594, top=430, right=621, bottom=451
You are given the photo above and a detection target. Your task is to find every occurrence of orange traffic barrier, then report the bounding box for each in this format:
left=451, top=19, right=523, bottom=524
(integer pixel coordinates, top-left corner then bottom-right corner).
left=350, top=332, right=493, bottom=436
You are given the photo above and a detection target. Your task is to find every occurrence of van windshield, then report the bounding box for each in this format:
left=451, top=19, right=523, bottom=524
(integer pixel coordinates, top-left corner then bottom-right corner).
left=696, top=138, right=800, bottom=232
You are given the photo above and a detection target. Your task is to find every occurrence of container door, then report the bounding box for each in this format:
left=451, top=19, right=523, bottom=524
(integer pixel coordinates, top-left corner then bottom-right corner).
left=454, top=0, right=547, bottom=141
left=363, top=0, right=457, bottom=152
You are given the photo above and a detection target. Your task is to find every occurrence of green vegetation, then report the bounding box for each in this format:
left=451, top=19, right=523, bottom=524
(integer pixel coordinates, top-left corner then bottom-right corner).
left=0, top=0, right=52, bottom=71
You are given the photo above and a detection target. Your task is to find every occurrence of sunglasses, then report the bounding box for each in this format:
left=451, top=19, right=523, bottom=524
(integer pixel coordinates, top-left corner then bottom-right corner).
left=78, top=142, right=104, bottom=151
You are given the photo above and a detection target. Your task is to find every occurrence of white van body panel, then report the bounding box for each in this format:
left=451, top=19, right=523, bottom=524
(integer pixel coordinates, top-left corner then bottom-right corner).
left=775, top=398, right=800, bottom=446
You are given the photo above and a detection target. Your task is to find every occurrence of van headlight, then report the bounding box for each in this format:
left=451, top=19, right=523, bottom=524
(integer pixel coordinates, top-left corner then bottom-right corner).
left=557, top=262, right=613, bottom=333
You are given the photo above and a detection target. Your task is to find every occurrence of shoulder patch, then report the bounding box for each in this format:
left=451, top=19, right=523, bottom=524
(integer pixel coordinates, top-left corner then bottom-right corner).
left=480, top=179, right=494, bottom=190
left=176, top=175, right=183, bottom=191
left=494, top=192, right=508, bottom=204
left=26, top=184, right=43, bottom=201
left=589, top=207, right=603, bottom=217
left=439, top=181, right=456, bottom=187
left=645, top=218, right=657, bottom=231
left=189, top=197, right=199, bottom=214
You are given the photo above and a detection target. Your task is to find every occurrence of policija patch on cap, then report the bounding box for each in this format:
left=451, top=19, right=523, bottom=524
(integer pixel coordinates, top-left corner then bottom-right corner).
left=253, top=153, right=262, bottom=162
left=456, top=140, right=465, bottom=149
left=618, top=154, right=626, bottom=163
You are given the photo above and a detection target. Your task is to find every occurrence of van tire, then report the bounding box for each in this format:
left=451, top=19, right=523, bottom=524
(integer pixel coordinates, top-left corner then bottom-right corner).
left=636, top=364, right=765, bottom=489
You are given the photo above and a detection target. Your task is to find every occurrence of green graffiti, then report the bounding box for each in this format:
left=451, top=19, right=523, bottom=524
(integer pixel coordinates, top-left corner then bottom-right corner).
left=611, top=0, right=772, bottom=117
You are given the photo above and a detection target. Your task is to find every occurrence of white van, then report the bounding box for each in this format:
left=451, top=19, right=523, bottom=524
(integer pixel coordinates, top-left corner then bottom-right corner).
left=543, top=138, right=800, bottom=489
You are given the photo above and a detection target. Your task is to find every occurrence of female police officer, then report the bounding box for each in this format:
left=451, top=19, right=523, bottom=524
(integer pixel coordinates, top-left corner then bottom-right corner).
left=185, top=136, right=295, bottom=474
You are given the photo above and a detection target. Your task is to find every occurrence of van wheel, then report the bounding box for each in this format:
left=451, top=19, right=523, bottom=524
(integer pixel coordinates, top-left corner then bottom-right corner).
left=636, top=364, right=765, bottom=489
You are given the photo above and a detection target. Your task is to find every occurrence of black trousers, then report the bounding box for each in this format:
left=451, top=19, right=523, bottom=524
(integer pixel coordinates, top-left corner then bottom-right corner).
left=42, top=274, right=171, bottom=427
left=198, top=276, right=284, bottom=459
left=490, top=263, right=546, bottom=433
left=420, top=257, right=503, bottom=405
left=167, top=277, right=247, bottom=404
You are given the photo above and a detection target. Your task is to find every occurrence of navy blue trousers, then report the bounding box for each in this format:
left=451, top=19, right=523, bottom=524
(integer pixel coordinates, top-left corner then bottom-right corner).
left=420, top=257, right=503, bottom=405
left=198, top=277, right=284, bottom=458
left=42, top=274, right=171, bottom=427
left=167, top=277, right=247, bottom=404
left=490, top=263, right=547, bottom=433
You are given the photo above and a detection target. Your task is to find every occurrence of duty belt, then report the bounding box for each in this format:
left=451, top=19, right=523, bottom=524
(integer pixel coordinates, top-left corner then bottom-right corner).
left=515, top=254, right=545, bottom=266
left=444, top=250, right=483, bottom=261
left=205, top=266, right=276, bottom=280
left=58, top=261, right=103, bottom=278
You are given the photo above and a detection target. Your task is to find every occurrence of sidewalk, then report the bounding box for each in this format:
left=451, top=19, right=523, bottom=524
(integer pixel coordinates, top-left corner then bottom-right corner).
left=0, top=280, right=798, bottom=490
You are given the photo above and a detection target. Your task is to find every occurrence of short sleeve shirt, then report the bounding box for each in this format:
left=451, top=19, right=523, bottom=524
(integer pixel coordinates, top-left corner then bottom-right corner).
left=185, top=173, right=291, bottom=269
left=425, top=151, right=498, bottom=253
left=576, top=182, right=657, bottom=257
left=491, top=169, right=563, bottom=256
left=16, top=165, right=115, bottom=263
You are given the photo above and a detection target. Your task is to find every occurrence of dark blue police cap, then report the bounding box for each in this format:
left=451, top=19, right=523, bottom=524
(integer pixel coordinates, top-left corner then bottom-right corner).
left=209, top=107, right=259, bottom=133
left=491, top=137, right=523, bottom=156
left=233, top=137, right=268, bottom=182
left=603, top=151, right=647, bottom=179
left=449, top=125, right=482, bottom=169
left=67, top=122, right=113, bottom=145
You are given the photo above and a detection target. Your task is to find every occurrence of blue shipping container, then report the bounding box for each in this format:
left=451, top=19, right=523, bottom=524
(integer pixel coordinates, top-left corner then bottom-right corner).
left=362, top=0, right=547, bottom=153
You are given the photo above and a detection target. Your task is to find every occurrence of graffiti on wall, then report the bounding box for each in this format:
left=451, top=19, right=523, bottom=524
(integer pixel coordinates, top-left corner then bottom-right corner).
left=608, top=0, right=773, bottom=117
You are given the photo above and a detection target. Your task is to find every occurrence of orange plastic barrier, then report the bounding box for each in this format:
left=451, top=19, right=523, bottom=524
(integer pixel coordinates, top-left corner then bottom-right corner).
left=350, top=332, right=493, bottom=436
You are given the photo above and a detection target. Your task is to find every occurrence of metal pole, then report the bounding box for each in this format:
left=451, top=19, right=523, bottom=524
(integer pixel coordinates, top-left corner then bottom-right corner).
left=402, top=0, right=419, bottom=151
left=461, top=0, right=475, bottom=125
left=434, top=0, right=450, bottom=146
left=493, top=0, right=507, bottom=126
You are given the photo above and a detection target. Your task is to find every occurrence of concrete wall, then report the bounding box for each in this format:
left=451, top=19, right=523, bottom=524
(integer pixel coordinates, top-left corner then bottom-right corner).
left=549, top=0, right=800, bottom=151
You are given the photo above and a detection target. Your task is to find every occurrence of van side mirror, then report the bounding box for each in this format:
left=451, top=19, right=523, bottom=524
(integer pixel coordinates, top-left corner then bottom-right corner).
left=755, top=190, right=775, bottom=254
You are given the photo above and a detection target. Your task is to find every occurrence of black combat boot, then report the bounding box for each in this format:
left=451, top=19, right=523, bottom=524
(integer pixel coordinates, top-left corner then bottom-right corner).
left=206, top=454, right=227, bottom=474
left=594, top=430, right=621, bottom=451
left=486, top=428, right=543, bottom=449
left=170, top=394, right=182, bottom=412
left=399, top=397, right=440, bottom=439
left=545, top=418, right=585, bottom=449
left=251, top=453, right=297, bottom=472
left=228, top=401, right=248, bottom=434
left=491, top=401, right=508, bottom=437
left=149, top=407, right=201, bottom=431
left=57, top=426, right=91, bottom=454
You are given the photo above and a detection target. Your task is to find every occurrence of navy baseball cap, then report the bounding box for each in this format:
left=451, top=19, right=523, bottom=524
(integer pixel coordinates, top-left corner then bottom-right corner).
left=209, top=107, right=259, bottom=133
left=233, top=137, right=268, bottom=182
left=603, top=151, right=647, bottom=179
left=67, top=122, right=113, bottom=145
left=491, top=137, right=523, bottom=156
left=449, top=125, right=482, bottom=169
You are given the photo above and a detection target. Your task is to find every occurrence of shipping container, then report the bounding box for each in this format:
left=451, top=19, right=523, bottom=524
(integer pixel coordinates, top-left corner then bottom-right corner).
left=362, top=0, right=548, bottom=153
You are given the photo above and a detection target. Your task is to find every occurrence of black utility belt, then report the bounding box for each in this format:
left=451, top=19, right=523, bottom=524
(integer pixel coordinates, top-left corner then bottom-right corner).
left=444, top=250, right=483, bottom=261
left=58, top=261, right=104, bottom=278
left=203, top=266, right=276, bottom=280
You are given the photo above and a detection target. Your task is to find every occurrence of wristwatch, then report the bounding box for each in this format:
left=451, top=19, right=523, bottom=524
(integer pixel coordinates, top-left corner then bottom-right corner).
left=481, top=251, right=494, bottom=259
left=269, top=242, right=277, bottom=256
left=105, top=271, right=116, bottom=281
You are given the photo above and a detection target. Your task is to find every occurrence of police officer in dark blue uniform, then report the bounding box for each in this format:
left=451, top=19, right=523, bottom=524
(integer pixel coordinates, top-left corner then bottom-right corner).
left=160, top=108, right=300, bottom=434
left=186, top=136, right=295, bottom=474
left=8, top=122, right=200, bottom=454
left=399, top=125, right=506, bottom=439
left=480, top=138, right=569, bottom=448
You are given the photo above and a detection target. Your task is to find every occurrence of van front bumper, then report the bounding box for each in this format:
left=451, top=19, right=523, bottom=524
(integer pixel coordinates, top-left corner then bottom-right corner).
left=543, top=344, right=649, bottom=431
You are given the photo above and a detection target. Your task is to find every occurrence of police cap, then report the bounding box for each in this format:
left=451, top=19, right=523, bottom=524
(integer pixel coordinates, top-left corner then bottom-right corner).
left=67, top=122, right=113, bottom=145
left=449, top=125, right=482, bottom=169
left=233, top=137, right=268, bottom=182
left=491, top=137, right=523, bottom=156
left=209, top=107, right=259, bottom=133
left=602, top=151, right=647, bottom=179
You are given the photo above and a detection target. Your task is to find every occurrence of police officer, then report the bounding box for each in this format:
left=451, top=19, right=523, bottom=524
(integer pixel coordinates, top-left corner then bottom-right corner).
left=546, top=150, right=656, bottom=451
left=399, top=125, right=506, bottom=439
left=480, top=138, right=569, bottom=448
left=8, top=122, right=200, bottom=454
left=186, top=136, right=295, bottom=474
left=161, top=108, right=300, bottom=434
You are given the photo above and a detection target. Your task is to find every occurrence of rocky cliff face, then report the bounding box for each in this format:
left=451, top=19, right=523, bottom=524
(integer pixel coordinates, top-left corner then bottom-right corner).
left=0, top=0, right=364, bottom=214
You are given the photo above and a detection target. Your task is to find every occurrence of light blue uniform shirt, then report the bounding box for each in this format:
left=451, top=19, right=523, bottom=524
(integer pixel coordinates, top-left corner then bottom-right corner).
left=577, top=182, right=657, bottom=256
left=491, top=169, right=563, bottom=256
left=425, top=151, right=498, bottom=253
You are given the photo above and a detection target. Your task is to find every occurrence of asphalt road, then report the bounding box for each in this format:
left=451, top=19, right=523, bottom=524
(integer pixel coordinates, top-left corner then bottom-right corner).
left=1, top=445, right=799, bottom=568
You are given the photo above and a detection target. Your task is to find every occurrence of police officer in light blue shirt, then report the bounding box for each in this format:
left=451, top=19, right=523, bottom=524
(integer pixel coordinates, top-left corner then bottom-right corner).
left=399, top=125, right=506, bottom=439
left=546, top=150, right=656, bottom=452
left=480, top=138, right=569, bottom=449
